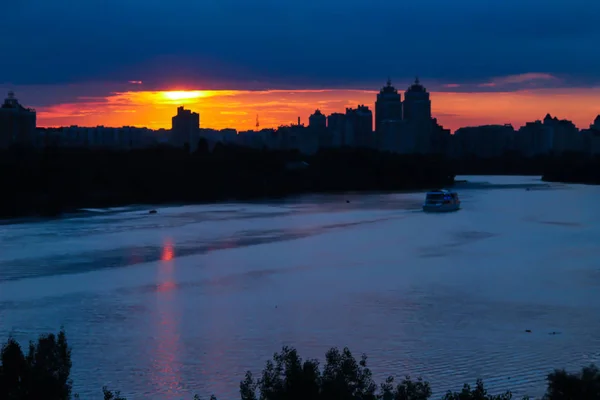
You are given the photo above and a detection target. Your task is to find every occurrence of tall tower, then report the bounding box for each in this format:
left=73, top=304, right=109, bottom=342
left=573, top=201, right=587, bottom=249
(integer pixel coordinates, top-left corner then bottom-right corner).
left=403, top=77, right=431, bottom=122
left=375, top=78, right=402, bottom=133
left=0, top=91, right=37, bottom=148
left=171, top=106, right=200, bottom=151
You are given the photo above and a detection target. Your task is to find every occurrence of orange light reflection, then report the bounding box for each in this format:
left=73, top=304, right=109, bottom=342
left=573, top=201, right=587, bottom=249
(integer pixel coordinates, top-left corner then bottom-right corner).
left=161, top=240, right=174, bottom=262
left=150, top=238, right=183, bottom=397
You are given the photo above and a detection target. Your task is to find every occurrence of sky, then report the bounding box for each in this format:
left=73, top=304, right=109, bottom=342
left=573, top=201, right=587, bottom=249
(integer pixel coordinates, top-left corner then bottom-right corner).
left=1, top=0, right=599, bottom=132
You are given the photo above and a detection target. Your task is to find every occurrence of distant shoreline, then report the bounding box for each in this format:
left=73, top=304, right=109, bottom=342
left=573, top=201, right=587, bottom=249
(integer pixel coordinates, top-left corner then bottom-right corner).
left=0, top=185, right=444, bottom=224
left=0, top=146, right=455, bottom=222
left=3, top=146, right=593, bottom=223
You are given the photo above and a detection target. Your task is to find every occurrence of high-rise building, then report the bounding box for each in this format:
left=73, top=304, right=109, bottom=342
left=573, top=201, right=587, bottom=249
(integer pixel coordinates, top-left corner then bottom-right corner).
left=171, top=106, right=200, bottom=151
left=309, top=109, right=329, bottom=148
left=453, top=124, right=515, bottom=158
left=543, top=113, right=583, bottom=154
left=309, top=109, right=327, bottom=129
left=327, top=113, right=346, bottom=147
left=0, top=91, right=36, bottom=148
left=403, top=77, right=431, bottom=122
left=515, top=121, right=553, bottom=157
left=375, top=78, right=402, bottom=133
left=345, top=105, right=373, bottom=148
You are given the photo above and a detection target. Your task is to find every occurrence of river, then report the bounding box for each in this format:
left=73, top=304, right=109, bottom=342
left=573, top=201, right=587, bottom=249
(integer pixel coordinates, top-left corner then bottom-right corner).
left=1, top=175, right=599, bottom=399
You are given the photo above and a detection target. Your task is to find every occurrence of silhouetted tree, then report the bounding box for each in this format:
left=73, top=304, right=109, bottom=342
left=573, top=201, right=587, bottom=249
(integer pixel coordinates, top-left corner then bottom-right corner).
left=196, top=138, right=210, bottom=155
left=6, top=330, right=600, bottom=400
left=379, top=376, right=432, bottom=400
left=0, top=330, right=72, bottom=400
left=442, top=380, right=515, bottom=400
left=0, top=146, right=455, bottom=219
left=543, top=365, right=600, bottom=400
left=102, top=387, right=128, bottom=400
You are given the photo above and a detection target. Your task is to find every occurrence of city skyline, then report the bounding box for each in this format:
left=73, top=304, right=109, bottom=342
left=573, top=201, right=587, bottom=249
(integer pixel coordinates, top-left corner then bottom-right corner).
left=3, top=0, right=599, bottom=133
left=2, top=75, right=600, bottom=133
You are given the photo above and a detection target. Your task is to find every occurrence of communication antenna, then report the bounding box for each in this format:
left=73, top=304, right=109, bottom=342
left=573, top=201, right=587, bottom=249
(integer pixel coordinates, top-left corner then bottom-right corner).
left=256, top=114, right=259, bottom=129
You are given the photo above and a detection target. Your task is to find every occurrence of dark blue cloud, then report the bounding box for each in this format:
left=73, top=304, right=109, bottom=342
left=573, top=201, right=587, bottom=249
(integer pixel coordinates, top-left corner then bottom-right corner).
left=2, top=0, right=599, bottom=88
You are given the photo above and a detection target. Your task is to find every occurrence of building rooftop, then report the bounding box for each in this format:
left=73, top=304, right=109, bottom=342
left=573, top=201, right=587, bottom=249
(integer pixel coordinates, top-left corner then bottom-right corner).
left=380, top=78, right=398, bottom=94
left=407, top=77, right=427, bottom=93
left=1, top=91, right=36, bottom=113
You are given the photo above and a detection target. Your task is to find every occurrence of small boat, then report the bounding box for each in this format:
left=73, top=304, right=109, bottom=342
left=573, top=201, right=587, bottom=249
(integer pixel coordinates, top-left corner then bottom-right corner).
left=422, top=189, right=461, bottom=213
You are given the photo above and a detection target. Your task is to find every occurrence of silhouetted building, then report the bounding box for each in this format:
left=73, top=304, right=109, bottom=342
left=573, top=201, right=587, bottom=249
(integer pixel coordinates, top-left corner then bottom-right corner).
left=453, top=124, right=515, bottom=158
left=327, top=112, right=347, bottom=146
left=543, top=114, right=583, bottom=154
left=220, top=128, right=238, bottom=144
left=377, top=119, right=406, bottom=153
left=375, top=79, right=402, bottom=134
left=309, top=109, right=330, bottom=147
left=345, top=105, right=373, bottom=148
left=515, top=120, right=553, bottom=157
left=430, top=118, right=452, bottom=154
left=171, top=106, right=199, bottom=151
left=276, top=123, right=317, bottom=154
left=592, top=115, right=600, bottom=131
left=0, top=91, right=36, bottom=148
left=309, top=109, right=326, bottom=129
left=403, top=78, right=431, bottom=122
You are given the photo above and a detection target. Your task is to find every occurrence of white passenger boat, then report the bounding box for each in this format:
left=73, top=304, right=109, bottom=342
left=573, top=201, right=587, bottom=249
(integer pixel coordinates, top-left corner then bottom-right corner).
left=422, top=189, right=461, bottom=212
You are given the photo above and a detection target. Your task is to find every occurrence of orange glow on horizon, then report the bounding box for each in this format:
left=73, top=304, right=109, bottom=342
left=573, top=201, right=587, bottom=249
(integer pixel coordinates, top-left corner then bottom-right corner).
left=35, top=87, right=600, bottom=133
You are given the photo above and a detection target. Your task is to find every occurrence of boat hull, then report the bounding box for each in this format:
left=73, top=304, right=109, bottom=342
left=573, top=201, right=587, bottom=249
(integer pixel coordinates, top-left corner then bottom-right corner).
left=422, top=203, right=461, bottom=213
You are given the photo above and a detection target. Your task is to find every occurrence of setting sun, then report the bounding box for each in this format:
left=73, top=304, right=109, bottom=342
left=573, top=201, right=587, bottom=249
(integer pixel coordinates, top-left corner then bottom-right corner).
left=162, top=91, right=206, bottom=101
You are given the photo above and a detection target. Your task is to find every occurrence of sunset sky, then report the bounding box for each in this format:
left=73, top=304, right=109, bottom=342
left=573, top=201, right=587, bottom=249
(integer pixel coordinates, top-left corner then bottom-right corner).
left=2, top=0, right=599, bottom=133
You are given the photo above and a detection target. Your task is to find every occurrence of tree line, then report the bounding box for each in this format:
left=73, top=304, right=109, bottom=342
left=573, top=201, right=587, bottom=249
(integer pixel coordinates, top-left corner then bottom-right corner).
left=0, top=144, right=454, bottom=219
left=1, top=143, right=598, bottom=220
left=1, top=330, right=599, bottom=399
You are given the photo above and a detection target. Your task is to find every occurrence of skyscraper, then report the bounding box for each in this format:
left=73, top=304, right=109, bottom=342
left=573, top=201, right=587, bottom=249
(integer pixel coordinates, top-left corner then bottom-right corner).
left=0, top=91, right=36, bottom=148
left=171, top=106, right=200, bottom=151
left=403, top=77, right=431, bottom=122
left=327, top=112, right=346, bottom=147
left=345, top=105, right=373, bottom=148
left=375, top=78, right=402, bottom=133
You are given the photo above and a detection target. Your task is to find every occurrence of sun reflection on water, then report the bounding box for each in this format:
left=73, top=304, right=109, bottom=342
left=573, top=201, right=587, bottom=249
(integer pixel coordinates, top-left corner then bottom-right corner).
left=151, top=238, right=183, bottom=397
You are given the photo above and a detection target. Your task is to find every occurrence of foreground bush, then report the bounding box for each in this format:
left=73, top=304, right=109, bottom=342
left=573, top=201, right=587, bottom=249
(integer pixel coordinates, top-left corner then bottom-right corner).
left=1, top=331, right=600, bottom=399
left=0, top=330, right=72, bottom=399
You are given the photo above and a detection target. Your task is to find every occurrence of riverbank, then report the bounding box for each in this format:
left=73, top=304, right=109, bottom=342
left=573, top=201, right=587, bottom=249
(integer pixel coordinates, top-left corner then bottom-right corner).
left=542, top=154, right=600, bottom=185
left=0, top=146, right=454, bottom=220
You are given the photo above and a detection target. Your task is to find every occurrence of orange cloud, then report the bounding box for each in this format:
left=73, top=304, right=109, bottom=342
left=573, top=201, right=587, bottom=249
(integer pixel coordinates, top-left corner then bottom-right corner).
left=36, top=87, right=600, bottom=133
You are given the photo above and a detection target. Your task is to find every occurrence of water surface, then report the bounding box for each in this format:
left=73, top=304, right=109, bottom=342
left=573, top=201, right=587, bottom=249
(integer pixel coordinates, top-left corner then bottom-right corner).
left=1, top=175, right=599, bottom=399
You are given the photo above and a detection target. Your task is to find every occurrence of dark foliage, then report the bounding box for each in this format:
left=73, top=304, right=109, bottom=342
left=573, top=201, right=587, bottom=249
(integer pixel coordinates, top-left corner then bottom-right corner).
left=0, top=330, right=72, bottom=400
left=3, top=332, right=600, bottom=399
left=441, top=380, right=517, bottom=400
left=451, top=152, right=549, bottom=176
left=0, top=146, right=454, bottom=219
left=543, top=365, right=600, bottom=400
left=542, top=153, right=600, bottom=185
left=239, top=347, right=527, bottom=400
